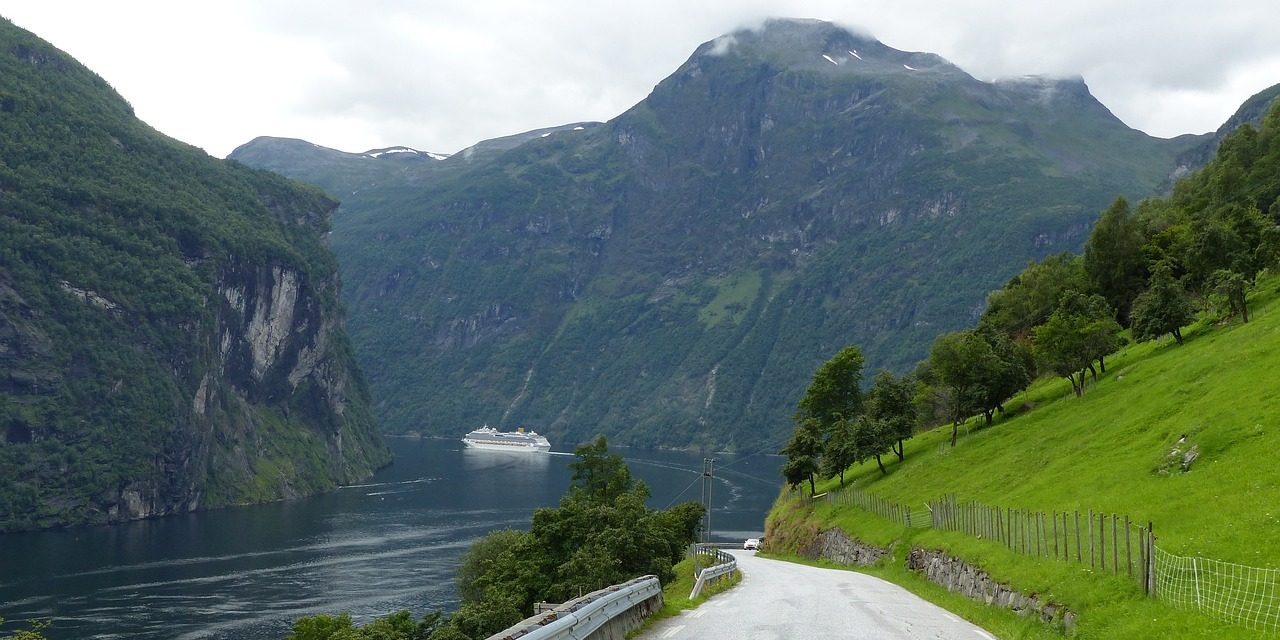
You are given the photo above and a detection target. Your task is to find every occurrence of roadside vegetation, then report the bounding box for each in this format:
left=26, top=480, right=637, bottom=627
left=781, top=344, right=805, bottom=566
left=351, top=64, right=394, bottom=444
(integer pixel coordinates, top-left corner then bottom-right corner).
left=770, top=102, right=1280, bottom=637
left=282, top=438, right=704, bottom=640
left=626, top=553, right=742, bottom=638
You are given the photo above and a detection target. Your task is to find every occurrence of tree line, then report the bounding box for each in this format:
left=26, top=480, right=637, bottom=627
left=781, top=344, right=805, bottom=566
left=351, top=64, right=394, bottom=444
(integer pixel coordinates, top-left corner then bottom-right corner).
left=783, top=100, right=1280, bottom=494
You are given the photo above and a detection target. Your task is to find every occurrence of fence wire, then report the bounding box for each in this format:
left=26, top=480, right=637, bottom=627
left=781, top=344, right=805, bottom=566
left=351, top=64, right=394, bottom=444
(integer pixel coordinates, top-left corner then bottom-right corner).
left=1154, top=546, right=1280, bottom=632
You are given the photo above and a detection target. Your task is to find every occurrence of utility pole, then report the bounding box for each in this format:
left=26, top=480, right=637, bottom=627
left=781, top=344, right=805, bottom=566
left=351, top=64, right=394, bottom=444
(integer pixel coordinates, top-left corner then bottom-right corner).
left=700, top=458, right=716, bottom=543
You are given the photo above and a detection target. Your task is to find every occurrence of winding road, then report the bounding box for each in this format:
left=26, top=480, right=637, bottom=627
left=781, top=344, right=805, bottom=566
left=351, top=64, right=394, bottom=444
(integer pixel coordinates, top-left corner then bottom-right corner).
left=638, top=550, right=997, bottom=640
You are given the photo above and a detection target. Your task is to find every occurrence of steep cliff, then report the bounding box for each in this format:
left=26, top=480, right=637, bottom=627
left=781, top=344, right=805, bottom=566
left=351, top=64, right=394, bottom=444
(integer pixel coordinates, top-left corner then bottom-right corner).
left=0, top=18, right=389, bottom=530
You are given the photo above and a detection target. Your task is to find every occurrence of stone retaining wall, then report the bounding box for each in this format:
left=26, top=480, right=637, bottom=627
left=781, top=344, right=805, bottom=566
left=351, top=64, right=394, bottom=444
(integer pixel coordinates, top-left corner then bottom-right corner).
left=799, top=528, right=889, bottom=566
left=907, top=547, right=1076, bottom=630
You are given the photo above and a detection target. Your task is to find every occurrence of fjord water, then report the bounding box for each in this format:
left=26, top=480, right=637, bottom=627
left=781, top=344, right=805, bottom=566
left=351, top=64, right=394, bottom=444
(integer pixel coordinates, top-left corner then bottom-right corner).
left=0, top=438, right=781, bottom=639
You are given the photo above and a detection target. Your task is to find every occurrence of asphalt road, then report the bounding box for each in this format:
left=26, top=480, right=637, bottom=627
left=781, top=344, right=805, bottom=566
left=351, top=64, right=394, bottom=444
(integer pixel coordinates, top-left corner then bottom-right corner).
left=638, top=550, right=998, bottom=640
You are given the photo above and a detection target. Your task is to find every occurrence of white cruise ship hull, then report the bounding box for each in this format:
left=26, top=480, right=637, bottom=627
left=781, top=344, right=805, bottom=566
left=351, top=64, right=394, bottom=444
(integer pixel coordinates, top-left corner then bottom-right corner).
left=462, top=440, right=551, bottom=453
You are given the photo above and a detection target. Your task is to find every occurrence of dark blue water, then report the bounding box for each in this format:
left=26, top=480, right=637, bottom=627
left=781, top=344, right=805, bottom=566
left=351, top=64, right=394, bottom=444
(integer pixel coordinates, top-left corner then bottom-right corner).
left=0, top=438, right=782, bottom=639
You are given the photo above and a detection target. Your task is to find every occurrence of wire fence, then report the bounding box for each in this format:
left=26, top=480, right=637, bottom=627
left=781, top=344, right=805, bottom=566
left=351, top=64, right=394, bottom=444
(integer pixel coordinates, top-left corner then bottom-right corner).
left=822, top=487, right=930, bottom=528
left=1154, top=546, right=1280, bottom=632
left=788, top=485, right=1280, bottom=633
left=925, top=495, right=1156, bottom=593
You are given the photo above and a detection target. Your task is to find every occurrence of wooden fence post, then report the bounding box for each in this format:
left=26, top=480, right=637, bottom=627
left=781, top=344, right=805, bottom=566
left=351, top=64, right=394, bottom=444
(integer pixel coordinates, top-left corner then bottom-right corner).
left=1124, top=516, right=1132, bottom=578
left=1149, top=523, right=1157, bottom=598
left=1029, top=512, right=1039, bottom=558
left=1099, top=512, right=1107, bottom=572
left=1112, top=514, right=1119, bottom=575
left=1053, top=511, right=1059, bottom=560
left=1139, top=525, right=1148, bottom=595
left=1075, top=511, right=1082, bottom=563
left=1088, top=509, right=1095, bottom=568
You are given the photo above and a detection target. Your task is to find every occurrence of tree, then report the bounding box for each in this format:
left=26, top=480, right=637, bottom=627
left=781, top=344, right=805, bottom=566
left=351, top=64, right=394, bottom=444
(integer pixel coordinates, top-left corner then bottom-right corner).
left=928, top=330, right=999, bottom=446
left=1030, top=293, right=1121, bottom=397
left=287, top=610, right=443, bottom=640
left=1131, top=264, right=1196, bottom=345
left=567, top=436, right=634, bottom=503
left=1084, top=196, right=1148, bottom=325
left=821, top=416, right=857, bottom=487
left=981, top=253, right=1090, bottom=338
left=851, top=415, right=893, bottom=475
left=456, top=529, right=529, bottom=603
left=1209, top=269, right=1250, bottom=323
left=796, top=345, right=864, bottom=431
left=973, top=326, right=1034, bottom=422
left=781, top=418, right=823, bottom=496
left=866, top=370, right=917, bottom=461
left=1054, top=292, right=1123, bottom=378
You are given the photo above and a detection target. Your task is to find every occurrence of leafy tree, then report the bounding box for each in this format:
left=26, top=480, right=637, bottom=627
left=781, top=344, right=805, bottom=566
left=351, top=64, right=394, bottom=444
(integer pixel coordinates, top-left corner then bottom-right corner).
left=436, top=600, right=522, bottom=640
left=928, top=330, right=999, bottom=446
left=1209, top=269, right=1250, bottom=323
left=456, top=529, right=529, bottom=603
left=566, top=436, right=633, bottom=503
left=287, top=611, right=442, bottom=640
left=1033, top=310, right=1092, bottom=397
left=851, top=415, right=893, bottom=475
left=1131, top=264, right=1196, bottom=345
left=821, top=417, right=857, bottom=486
left=287, top=614, right=355, bottom=640
left=981, top=253, right=1090, bottom=338
left=796, top=345, right=865, bottom=431
left=1030, top=293, right=1121, bottom=397
left=1083, top=196, right=1147, bottom=324
left=781, top=418, right=823, bottom=495
left=1054, top=292, right=1124, bottom=377
left=865, top=370, right=917, bottom=461
left=973, top=326, right=1034, bottom=422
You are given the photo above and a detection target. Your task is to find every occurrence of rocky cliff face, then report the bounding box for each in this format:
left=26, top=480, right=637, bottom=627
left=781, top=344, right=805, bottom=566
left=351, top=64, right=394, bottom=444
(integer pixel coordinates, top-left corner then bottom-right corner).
left=0, top=18, right=388, bottom=530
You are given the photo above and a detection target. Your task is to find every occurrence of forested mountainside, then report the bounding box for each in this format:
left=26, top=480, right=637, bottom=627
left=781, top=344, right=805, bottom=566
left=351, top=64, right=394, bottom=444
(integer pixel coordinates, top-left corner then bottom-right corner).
left=0, top=18, right=389, bottom=531
left=231, top=18, right=1208, bottom=451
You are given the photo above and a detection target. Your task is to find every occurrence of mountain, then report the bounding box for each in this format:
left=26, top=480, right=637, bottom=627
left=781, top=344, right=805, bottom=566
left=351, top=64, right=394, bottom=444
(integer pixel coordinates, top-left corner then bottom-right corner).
left=230, top=18, right=1203, bottom=451
left=0, top=18, right=389, bottom=530
left=1167, top=82, right=1280, bottom=183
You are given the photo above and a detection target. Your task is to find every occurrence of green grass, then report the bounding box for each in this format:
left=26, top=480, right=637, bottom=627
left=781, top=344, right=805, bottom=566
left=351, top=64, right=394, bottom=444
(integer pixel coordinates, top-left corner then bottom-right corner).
left=697, top=271, right=762, bottom=327
left=627, top=555, right=741, bottom=638
left=766, top=273, right=1280, bottom=638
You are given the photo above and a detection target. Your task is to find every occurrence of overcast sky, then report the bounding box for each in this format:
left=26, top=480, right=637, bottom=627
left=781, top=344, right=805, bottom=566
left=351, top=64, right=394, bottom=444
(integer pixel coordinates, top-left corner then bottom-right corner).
left=5, top=1, right=1279, bottom=158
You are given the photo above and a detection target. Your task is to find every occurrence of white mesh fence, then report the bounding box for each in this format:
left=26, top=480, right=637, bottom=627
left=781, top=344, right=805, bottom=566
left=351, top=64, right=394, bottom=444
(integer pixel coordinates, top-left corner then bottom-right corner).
left=1153, top=545, right=1280, bottom=632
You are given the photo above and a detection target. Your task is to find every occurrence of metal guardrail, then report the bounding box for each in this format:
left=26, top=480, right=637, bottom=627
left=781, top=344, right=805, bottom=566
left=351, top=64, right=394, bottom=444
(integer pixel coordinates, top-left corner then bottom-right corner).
left=690, top=544, right=738, bottom=598
left=489, top=575, right=661, bottom=640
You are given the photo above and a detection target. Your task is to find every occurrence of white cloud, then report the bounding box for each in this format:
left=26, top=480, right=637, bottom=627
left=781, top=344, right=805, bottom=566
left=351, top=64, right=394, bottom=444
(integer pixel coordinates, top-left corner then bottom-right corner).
left=3, top=0, right=1279, bottom=156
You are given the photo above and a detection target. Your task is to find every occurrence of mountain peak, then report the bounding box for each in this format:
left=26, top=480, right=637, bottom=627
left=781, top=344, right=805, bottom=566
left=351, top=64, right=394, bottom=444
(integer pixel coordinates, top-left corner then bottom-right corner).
left=689, top=18, right=964, bottom=79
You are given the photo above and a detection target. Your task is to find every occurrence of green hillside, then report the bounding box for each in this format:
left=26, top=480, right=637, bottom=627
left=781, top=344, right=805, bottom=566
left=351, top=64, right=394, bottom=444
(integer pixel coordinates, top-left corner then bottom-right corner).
left=766, top=103, right=1280, bottom=638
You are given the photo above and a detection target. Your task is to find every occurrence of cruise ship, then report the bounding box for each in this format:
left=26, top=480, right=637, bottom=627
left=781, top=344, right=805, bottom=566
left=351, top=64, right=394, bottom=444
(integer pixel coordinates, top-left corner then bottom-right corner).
left=461, top=425, right=551, bottom=452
